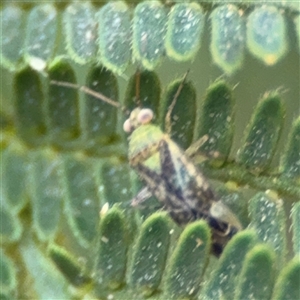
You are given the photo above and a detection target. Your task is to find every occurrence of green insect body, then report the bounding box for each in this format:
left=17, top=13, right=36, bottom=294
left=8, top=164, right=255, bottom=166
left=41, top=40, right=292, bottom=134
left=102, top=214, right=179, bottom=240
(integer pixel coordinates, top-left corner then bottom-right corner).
left=126, top=108, right=242, bottom=256
left=51, top=76, right=242, bottom=256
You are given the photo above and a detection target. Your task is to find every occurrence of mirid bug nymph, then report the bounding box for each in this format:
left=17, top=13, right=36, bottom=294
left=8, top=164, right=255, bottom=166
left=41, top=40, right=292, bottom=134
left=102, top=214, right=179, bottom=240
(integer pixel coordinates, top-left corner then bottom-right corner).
left=51, top=71, right=242, bottom=256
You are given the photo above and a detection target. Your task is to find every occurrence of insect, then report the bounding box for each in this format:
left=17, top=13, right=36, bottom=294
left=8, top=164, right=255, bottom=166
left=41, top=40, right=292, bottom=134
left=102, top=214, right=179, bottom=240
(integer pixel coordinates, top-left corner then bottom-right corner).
left=51, top=71, right=242, bottom=256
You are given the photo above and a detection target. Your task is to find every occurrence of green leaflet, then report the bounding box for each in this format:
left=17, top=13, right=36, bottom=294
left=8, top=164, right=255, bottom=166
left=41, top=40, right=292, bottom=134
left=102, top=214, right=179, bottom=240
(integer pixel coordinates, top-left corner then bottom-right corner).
left=129, top=212, right=170, bottom=297
left=160, top=76, right=196, bottom=149
left=61, top=154, right=100, bottom=247
left=48, top=59, right=81, bottom=147
left=248, top=192, right=287, bottom=267
left=84, top=66, right=120, bottom=155
left=1, top=145, right=28, bottom=213
left=97, top=1, right=131, bottom=74
left=95, top=206, right=128, bottom=290
left=28, top=150, right=62, bottom=241
left=196, top=80, right=235, bottom=165
left=237, top=92, right=284, bottom=173
left=48, top=244, right=92, bottom=289
left=98, top=159, right=133, bottom=207
left=63, top=2, right=97, bottom=64
left=0, top=5, right=26, bottom=70
left=281, top=117, right=300, bottom=182
left=234, top=244, right=276, bottom=300
left=291, top=202, right=300, bottom=255
left=247, top=6, right=287, bottom=65
left=124, top=70, right=161, bottom=116
left=165, top=220, right=210, bottom=299
left=210, top=4, right=245, bottom=74
left=165, top=2, right=204, bottom=61
left=24, top=4, right=58, bottom=71
left=14, top=68, right=47, bottom=146
left=21, top=242, right=70, bottom=298
left=272, top=256, right=300, bottom=300
left=132, top=1, right=167, bottom=69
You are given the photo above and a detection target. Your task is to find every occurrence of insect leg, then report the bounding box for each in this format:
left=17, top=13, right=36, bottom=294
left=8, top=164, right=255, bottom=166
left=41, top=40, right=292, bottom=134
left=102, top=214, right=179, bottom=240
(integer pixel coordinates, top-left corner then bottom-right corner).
left=131, top=186, right=153, bottom=207
left=133, top=162, right=167, bottom=204
left=185, top=135, right=209, bottom=159
left=135, top=69, right=141, bottom=107
left=165, top=71, right=190, bottom=135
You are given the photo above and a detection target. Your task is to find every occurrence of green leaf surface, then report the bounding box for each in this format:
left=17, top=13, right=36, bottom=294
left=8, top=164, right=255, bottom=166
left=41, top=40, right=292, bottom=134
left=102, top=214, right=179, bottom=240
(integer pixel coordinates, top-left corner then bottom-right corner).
left=161, top=75, right=197, bottom=149
left=132, top=1, right=167, bottom=69
left=63, top=2, right=97, bottom=64
left=24, top=4, right=58, bottom=71
left=234, top=244, right=276, bottom=300
left=165, top=2, right=204, bottom=61
left=248, top=192, right=287, bottom=267
left=97, top=1, right=131, bottom=74
left=84, top=66, right=120, bottom=154
left=210, top=4, right=245, bottom=74
left=281, top=117, right=300, bottom=182
left=272, top=255, right=300, bottom=300
left=21, top=241, right=70, bottom=299
left=28, top=150, right=62, bottom=241
left=0, top=250, right=17, bottom=294
left=48, top=244, right=92, bottom=288
left=61, top=154, right=100, bottom=247
left=247, top=6, right=287, bottom=65
left=196, top=80, right=235, bottom=165
left=98, top=159, right=133, bottom=207
left=129, top=212, right=170, bottom=297
left=291, top=202, right=300, bottom=255
left=14, top=68, right=47, bottom=146
left=1, top=146, right=28, bottom=212
left=237, top=92, right=284, bottom=173
left=95, top=206, right=128, bottom=289
left=124, top=70, right=161, bottom=117
left=0, top=5, right=26, bottom=70
left=48, top=59, right=81, bottom=147
left=165, top=220, right=210, bottom=299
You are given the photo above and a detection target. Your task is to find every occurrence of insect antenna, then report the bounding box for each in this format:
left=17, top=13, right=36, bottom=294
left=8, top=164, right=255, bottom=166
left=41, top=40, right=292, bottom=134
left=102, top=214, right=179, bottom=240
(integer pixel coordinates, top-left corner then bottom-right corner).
left=135, top=69, right=142, bottom=107
left=165, top=70, right=190, bottom=135
left=50, top=80, right=130, bottom=116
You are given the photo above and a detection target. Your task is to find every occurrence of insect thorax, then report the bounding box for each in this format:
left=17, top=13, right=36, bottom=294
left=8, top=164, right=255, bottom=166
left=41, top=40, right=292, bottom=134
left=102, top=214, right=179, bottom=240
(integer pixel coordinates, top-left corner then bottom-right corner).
left=128, top=124, right=164, bottom=167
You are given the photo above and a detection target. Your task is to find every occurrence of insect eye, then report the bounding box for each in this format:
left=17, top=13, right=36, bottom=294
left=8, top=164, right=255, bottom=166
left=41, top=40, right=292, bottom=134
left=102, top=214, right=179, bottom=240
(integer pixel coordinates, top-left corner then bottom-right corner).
left=123, top=118, right=132, bottom=133
left=137, top=108, right=154, bottom=125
